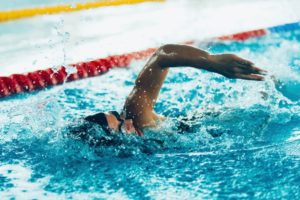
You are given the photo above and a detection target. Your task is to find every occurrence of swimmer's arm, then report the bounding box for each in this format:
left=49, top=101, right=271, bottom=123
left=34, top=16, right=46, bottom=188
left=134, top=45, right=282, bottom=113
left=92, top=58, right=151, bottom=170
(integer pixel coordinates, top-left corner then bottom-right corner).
left=124, top=44, right=266, bottom=126
left=133, top=44, right=266, bottom=101
left=156, top=44, right=266, bottom=79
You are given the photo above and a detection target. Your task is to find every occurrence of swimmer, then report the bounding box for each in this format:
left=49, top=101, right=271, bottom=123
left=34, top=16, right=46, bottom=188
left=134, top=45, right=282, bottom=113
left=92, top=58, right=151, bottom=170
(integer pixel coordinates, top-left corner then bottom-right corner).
left=79, top=44, right=267, bottom=137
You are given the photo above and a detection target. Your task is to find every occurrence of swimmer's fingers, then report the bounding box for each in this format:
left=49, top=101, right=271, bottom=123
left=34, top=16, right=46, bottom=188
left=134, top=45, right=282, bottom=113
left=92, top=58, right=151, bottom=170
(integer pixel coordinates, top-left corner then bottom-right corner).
left=232, top=66, right=267, bottom=78
left=234, top=61, right=267, bottom=75
left=235, top=73, right=265, bottom=81
left=246, top=65, right=267, bottom=75
left=256, top=68, right=267, bottom=76
left=234, top=57, right=254, bottom=67
left=232, top=56, right=267, bottom=74
left=210, top=54, right=267, bottom=79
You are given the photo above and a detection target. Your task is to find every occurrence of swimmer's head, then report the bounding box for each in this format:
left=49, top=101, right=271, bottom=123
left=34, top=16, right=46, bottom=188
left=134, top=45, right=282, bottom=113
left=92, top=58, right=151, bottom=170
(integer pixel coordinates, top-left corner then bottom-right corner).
left=85, top=112, right=110, bottom=134
left=85, top=111, right=143, bottom=136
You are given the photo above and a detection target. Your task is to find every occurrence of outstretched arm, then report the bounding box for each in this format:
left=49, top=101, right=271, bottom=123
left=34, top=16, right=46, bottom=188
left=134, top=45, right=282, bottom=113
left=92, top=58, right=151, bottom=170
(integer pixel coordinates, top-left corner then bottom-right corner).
left=123, top=44, right=266, bottom=127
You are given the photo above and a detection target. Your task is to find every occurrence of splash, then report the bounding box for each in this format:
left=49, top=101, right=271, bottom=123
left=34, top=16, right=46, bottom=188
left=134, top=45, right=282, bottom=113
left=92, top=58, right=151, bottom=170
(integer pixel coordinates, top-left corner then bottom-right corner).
left=1, top=28, right=300, bottom=198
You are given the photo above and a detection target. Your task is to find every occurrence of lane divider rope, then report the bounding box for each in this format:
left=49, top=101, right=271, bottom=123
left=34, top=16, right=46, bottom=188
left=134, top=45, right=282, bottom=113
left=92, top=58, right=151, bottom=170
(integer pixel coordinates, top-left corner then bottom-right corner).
left=217, top=22, right=300, bottom=41
left=217, top=29, right=267, bottom=41
left=0, top=48, right=156, bottom=98
left=0, top=0, right=165, bottom=23
left=0, top=22, right=299, bottom=99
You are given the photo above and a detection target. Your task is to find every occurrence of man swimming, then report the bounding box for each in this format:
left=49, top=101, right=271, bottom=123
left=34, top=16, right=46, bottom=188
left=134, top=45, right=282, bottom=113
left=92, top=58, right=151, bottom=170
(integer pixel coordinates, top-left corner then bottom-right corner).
left=81, top=44, right=267, bottom=137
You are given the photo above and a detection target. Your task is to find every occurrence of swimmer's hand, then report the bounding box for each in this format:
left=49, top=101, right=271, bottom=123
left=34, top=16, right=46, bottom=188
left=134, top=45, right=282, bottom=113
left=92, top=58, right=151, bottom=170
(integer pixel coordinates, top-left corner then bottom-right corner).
left=208, top=54, right=267, bottom=81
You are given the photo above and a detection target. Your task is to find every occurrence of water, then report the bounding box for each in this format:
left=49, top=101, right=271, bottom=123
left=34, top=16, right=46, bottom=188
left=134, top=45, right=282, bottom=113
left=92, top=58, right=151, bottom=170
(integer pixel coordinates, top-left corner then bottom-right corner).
left=1, top=29, right=300, bottom=199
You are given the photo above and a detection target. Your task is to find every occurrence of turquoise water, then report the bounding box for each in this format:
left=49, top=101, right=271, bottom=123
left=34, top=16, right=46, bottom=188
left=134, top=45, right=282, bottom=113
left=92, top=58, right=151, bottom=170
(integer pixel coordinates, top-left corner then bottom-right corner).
left=1, top=29, right=300, bottom=198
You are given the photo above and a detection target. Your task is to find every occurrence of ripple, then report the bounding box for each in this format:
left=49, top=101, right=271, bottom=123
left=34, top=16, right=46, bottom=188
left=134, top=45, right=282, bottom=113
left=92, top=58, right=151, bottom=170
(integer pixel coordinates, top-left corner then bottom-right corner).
left=1, top=28, right=300, bottom=198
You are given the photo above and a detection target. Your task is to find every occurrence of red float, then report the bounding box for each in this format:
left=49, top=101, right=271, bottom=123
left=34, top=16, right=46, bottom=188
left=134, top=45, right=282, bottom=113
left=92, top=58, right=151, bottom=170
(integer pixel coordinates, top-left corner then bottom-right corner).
left=218, top=29, right=267, bottom=41
left=0, top=48, right=157, bottom=98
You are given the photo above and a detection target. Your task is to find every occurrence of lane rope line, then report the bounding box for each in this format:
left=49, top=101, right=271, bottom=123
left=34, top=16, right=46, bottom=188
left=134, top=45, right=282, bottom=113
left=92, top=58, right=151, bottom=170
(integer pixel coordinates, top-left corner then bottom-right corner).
left=0, top=48, right=156, bottom=97
left=217, top=22, right=300, bottom=41
left=0, top=0, right=165, bottom=23
left=0, top=22, right=299, bottom=99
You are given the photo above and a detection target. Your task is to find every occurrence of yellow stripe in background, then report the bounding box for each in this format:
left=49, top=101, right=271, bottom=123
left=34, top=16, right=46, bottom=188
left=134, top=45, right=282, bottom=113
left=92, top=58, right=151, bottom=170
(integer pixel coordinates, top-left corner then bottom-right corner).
left=0, top=0, right=165, bottom=23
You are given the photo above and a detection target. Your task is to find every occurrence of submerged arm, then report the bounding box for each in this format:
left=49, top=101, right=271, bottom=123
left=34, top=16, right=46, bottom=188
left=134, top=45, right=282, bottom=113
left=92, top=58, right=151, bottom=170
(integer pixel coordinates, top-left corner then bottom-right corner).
left=123, top=44, right=266, bottom=127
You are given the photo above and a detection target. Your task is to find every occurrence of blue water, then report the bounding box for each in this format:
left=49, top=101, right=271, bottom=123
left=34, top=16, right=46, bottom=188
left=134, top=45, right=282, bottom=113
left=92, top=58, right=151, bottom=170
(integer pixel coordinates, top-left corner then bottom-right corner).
left=1, top=28, right=300, bottom=199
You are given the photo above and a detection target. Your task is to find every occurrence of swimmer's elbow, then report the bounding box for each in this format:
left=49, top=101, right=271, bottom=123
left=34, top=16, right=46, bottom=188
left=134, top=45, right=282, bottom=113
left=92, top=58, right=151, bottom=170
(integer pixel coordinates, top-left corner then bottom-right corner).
left=157, top=44, right=177, bottom=53
left=154, top=44, right=177, bottom=68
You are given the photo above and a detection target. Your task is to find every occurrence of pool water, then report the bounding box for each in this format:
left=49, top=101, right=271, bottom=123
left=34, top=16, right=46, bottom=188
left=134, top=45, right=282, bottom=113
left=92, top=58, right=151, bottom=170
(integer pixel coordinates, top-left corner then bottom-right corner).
left=1, top=29, right=300, bottom=199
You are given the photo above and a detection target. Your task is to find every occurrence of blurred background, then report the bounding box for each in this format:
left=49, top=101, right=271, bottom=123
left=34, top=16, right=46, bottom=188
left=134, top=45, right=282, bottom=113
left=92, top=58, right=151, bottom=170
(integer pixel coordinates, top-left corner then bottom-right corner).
left=1, top=0, right=300, bottom=76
